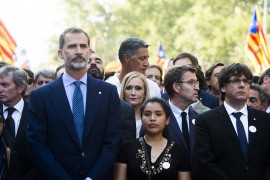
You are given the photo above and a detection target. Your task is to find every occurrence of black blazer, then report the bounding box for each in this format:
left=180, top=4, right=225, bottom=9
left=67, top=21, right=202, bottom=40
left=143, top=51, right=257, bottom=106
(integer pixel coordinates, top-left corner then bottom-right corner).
left=2, top=101, right=37, bottom=180
left=195, top=105, right=270, bottom=180
left=120, top=100, right=136, bottom=142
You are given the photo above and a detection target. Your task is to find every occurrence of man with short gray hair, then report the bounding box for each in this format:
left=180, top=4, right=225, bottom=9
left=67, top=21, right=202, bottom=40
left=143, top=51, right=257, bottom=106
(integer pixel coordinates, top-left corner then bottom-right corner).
left=0, top=65, right=37, bottom=179
left=34, top=69, right=55, bottom=88
left=106, top=37, right=161, bottom=98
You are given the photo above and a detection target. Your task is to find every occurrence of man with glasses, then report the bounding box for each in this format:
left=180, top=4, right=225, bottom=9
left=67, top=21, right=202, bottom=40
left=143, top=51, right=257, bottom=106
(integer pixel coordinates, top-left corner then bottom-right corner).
left=172, top=52, right=219, bottom=109
left=195, top=63, right=270, bottom=179
left=34, top=69, right=55, bottom=88
left=164, top=66, right=200, bottom=180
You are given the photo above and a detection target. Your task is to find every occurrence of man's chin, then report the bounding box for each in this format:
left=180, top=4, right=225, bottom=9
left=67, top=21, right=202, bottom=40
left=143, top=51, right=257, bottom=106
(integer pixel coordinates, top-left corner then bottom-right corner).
left=70, top=62, right=87, bottom=70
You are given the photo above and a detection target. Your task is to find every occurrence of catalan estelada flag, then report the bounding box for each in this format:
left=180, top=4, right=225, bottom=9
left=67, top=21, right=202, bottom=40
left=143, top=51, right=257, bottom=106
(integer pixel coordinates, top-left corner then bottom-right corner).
left=0, top=19, right=17, bottom=65
left=246, top=7, right=270, bottom=72
left=156, top=41, right=166, bottom=66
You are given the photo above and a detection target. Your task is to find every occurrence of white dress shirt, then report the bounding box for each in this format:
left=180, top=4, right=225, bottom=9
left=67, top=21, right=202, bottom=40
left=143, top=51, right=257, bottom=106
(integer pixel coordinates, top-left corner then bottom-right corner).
left=169, top=100, right=190, bottom=132
left=223, top=101, right=249, bottom=142
left=3, top=98, right=24, bottom=136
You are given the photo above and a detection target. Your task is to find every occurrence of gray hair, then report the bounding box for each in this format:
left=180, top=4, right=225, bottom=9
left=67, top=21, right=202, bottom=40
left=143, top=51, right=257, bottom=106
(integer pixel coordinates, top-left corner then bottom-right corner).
left=118, top=37, right=149, bottom=63
left=250, top=83, right=269, bottom=103
left=0, top=65, right=28, bottom=95
left=34, top=69, right=56, bottom=83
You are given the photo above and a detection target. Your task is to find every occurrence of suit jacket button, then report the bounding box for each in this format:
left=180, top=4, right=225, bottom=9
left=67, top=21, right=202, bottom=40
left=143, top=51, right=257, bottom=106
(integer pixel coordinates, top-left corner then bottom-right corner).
left=82, top=152, right=85, bottom=157
left=245, top=166, right=249, bottom=170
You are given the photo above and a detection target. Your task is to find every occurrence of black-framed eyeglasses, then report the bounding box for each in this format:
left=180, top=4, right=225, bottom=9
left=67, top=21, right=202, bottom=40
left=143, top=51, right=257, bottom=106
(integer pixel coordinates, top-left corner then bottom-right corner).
left=227, top=78, right=251, bottom=85
left=28, top=78, right=34, bottom=85
left=178, top=80, right=200, bottom=87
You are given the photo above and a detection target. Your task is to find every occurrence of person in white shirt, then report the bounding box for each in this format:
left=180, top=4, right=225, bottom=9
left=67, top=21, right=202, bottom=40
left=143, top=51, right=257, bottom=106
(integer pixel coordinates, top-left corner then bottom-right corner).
left=106, top=37, right=160, bottom=98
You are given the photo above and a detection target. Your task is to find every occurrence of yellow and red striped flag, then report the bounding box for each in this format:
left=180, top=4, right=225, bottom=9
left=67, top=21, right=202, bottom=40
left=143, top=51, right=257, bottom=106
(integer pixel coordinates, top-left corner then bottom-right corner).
left=246, top=7, right=270, bottom=73
left=0, top=19, right=17, bottom=65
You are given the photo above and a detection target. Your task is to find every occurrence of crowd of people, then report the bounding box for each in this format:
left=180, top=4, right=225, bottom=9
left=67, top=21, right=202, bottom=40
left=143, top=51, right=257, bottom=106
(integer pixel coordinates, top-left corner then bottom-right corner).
left=0, top=27, right=270, bottom=180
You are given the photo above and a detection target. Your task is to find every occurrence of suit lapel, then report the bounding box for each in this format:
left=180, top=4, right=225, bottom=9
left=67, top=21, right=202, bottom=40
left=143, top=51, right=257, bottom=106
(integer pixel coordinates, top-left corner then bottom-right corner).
left=50, top=78, right=81, bottom=148
left=188, top=107, right=197, bottom=155
left=14, top=102, right=28, bottom=149
left=219, top=105, right=246, bottom=160
left=169, top=110, right=188, bottom=149
left=246, top=108, right=257, bottom=160
left=83, top=76, right=101, bottom=144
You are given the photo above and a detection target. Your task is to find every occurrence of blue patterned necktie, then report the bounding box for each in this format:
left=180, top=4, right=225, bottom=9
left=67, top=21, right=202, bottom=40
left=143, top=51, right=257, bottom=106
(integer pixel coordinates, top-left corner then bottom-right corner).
left=232, top=112, right=248, bottom=159
left=72, top=81, right=84, bottom=146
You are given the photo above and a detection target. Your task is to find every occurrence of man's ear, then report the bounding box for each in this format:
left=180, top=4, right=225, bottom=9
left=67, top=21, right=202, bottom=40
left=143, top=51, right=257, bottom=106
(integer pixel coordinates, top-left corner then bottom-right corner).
left=17, top=85, right=25, bottom=94
left=173, top=83, right=180, bottom=94
left=58, top=49, right=64, bottom=59
left=123, top=54, right=130, bottom=64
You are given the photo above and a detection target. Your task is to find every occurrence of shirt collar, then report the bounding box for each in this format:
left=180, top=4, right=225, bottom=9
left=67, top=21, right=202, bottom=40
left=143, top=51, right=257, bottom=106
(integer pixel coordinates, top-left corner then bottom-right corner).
left=62, top=71, right=88, bottom=87
left=223, top=101, right=248, bottom=116
left=3, top=98, right=24, bottom=113
left=169, top=100, right=189, bottom=118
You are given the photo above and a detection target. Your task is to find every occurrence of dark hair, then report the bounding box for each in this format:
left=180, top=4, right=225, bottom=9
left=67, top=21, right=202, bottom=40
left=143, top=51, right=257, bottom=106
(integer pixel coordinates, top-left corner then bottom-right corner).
left=55, top=64, right=65, bottom=78
left=195, top=67, right=206, bottom=91
left=23, top=68, right=34, bottom=79
left=164, top=66, right=197, bottom=99
left=140, top=97, right=170, bottom=119
left=118, top=37, right=149, bottom=63
left=218, top=63, right=253, bottom=101
left=146, top=64, right=163, bottom=82
left=205, top=63, right=225, bottom=82
left=173, top=52, right=199, bottom=66
left=250, top=83, right=268, bottom=104
left=140, top=97, right=171, bottom=138
left=59, top=28, right=90, bottom=49
left=258, top=68, right=270, bottom=85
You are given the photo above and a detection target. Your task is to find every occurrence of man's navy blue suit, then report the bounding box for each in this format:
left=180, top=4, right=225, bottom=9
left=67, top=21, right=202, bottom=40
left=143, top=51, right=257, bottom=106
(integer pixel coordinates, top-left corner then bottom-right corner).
left=27, top=75, right=121, bottom=180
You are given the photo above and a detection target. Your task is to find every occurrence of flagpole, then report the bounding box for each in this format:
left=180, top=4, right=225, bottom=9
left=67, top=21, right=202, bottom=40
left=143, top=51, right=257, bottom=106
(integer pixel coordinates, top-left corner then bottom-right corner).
left=263, top=0, right=268, bottom=34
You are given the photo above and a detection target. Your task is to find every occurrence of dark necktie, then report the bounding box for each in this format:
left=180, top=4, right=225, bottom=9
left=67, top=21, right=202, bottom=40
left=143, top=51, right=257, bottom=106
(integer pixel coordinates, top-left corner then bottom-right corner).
left=232, top=112, right=248, bottom=159
left=181, top=112, right=190, bottom=151
left=4, top=107, right=16, bottom=147
left=72, top=81, right=84, bottom=146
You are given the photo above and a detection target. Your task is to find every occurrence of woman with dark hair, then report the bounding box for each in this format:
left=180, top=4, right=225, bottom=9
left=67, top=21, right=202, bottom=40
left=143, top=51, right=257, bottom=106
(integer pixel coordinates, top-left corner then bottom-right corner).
left=114, top=97, right=191, bottom=180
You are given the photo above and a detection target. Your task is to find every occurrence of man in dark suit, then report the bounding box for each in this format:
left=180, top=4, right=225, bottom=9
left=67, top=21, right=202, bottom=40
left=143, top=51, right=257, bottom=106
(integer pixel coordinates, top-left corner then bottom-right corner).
left=27, top=28, right=121, bottom=180
left=173, top=52, right=219, bottom=109
left=163, top=66, right=200, bottom=180
left=195, top=63, right=270, bottom=180
left=0, top=65, right=37, bottom=179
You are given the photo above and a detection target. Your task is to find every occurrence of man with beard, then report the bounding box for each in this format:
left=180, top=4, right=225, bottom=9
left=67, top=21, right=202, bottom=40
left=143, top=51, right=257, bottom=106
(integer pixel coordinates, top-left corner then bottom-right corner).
left=87, top=52, right=104, bottom=80
left=27, top=28, right=121, bottom=180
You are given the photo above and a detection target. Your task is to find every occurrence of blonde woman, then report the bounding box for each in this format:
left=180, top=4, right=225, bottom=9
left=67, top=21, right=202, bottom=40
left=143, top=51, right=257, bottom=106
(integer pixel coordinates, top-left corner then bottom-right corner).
left=120, top=71, right=150, bottom=138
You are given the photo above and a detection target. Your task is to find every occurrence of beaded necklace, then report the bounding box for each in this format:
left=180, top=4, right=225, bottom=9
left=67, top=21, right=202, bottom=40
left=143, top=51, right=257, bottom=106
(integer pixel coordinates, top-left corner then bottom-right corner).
left=136, top=137, right=174, bottom=175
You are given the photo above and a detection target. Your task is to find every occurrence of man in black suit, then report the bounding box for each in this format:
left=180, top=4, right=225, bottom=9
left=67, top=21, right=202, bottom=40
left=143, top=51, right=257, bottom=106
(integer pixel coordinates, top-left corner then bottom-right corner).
left=163, top=66, right=200, bottom=179
left=0, top=65, right=37, bottom=179
left=195, top=63, right=270, bottom=180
